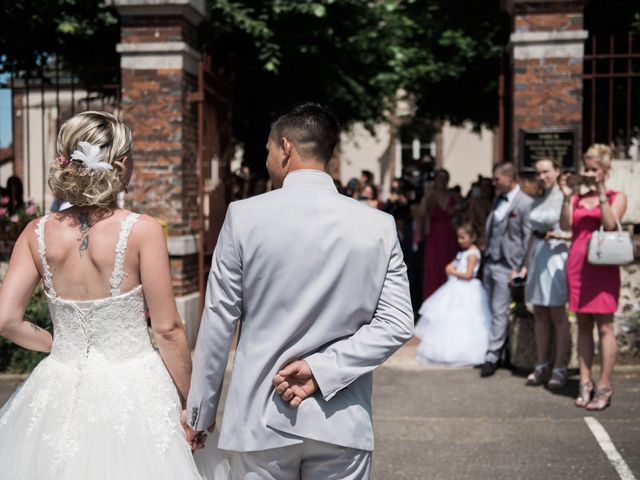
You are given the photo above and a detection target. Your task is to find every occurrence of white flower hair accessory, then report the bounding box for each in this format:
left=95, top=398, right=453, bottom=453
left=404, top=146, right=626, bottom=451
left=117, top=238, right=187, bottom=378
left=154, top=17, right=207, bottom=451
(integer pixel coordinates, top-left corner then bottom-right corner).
left=70, top=141, right=113, bottom=171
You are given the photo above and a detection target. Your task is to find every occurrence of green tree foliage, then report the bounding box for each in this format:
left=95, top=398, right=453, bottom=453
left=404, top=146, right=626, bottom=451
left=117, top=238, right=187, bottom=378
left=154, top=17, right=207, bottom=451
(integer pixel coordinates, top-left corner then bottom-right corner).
left=200, top=0, right=510, bottom=170
left=2, top=1, right=637, bottom=171
left=398, top=1, right=509, bottom=131
left=585, top=0, right=640, bottom=36
left=0, top=0, right=119, bottom=84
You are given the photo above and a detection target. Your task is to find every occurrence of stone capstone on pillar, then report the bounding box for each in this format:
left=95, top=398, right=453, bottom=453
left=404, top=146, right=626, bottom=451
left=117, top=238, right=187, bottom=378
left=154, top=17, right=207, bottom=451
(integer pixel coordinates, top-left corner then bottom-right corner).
left=108, top=0, right=207, bottom=25
left=116, top=42, right=201, bottom=76
left=510, top=30, right=589, bottom=60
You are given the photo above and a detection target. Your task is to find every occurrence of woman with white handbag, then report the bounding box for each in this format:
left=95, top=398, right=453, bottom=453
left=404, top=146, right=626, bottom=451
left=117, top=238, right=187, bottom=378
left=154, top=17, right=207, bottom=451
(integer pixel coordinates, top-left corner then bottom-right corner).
left=559, top=144, right=630, bottom=411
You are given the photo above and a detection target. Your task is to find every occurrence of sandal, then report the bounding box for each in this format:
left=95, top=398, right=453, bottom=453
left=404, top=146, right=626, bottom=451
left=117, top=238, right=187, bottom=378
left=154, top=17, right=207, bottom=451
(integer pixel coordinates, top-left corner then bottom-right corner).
left=586, top=386, right=614, bottom=411
left=525, top=363, right=549, bottom=386
left=547, top=367, right=567, bottom=390
left=575, top=380, right=594, bottom=408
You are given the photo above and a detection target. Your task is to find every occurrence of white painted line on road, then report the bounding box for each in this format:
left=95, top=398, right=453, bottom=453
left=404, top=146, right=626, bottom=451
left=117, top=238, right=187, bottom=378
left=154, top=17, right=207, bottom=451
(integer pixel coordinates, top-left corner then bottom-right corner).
left=584, top=416, right=636, bottom=480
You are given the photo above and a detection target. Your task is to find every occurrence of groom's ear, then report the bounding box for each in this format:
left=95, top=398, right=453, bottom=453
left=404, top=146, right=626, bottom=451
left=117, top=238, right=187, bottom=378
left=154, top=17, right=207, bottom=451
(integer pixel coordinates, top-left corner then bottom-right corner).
left=281, top=137, right=292, bottom=163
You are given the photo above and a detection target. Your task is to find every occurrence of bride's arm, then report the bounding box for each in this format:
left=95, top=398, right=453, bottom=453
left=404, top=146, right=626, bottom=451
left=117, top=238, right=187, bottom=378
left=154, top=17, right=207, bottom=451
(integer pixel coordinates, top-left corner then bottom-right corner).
left=0, top=222, right=52, bottom=352
left=138, top=216, right=192, bottom=404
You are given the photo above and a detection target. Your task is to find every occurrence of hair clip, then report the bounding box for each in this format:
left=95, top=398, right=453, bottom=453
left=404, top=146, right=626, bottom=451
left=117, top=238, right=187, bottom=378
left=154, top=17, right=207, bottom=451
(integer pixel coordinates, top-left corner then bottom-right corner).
left=70, top=141, right=113, bottom=171
left=56, top=155, right=70, bottom=167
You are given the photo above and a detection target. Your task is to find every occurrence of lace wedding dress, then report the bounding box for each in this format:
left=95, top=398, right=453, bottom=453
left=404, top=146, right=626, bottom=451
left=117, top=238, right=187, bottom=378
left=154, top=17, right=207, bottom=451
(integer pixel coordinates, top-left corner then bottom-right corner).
left=0, top=213, right=204, bottom=479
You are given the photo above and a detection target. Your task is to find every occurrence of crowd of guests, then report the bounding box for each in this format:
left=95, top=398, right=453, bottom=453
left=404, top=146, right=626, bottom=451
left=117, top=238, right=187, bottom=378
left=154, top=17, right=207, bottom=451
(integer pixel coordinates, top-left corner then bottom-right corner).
left=219, top=148, right=628, bottom=412
left=346, top=146, right=628, bottom=412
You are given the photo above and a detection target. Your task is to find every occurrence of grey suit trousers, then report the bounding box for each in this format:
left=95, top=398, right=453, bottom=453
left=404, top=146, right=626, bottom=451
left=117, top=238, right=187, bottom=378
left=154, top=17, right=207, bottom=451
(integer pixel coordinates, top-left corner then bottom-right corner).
left=483, top=259, right=513, bottom=363
left=226, top=439, right=371, bottom=480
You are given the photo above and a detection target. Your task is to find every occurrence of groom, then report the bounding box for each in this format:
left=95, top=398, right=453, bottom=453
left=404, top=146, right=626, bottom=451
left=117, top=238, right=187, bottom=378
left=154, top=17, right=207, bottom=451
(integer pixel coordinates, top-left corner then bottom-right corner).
left=186, top=102, right=414, bottom=478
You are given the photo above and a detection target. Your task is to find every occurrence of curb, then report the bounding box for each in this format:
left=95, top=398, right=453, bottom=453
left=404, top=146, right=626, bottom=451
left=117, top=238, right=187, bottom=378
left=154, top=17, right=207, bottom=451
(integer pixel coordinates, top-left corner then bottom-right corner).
left=0, top=374, right=28, bottom=381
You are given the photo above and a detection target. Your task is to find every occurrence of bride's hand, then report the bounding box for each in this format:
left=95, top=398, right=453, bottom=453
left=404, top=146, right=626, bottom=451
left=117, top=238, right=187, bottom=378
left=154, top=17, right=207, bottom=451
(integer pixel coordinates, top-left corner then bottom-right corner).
left=181, top=410, right=209, bottom=452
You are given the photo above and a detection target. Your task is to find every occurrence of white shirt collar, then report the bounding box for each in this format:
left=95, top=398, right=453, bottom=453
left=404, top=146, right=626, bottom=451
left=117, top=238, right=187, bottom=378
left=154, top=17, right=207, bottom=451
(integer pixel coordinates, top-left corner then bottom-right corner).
left=282, top=169, right=337, bottom=191
left=506, top=184, right=520, bottom=203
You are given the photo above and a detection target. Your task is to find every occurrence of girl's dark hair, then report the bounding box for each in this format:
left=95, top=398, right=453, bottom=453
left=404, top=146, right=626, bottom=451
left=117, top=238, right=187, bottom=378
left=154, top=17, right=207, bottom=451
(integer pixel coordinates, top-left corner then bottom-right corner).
left=6, top=175, right=24, bottom=213
left=458, top=222, right=478, bottom=240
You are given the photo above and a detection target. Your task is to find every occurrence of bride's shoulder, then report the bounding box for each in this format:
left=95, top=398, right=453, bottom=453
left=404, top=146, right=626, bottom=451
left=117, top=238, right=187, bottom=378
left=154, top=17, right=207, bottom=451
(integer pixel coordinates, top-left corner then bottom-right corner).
left=124, top=213, right=165, bottom=242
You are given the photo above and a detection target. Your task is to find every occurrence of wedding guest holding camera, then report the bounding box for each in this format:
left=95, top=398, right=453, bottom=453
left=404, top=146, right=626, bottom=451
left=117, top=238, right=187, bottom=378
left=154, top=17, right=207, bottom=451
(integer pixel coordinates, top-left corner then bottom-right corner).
left=559, top=144, right=628, bottom=411
left=524, top=158, right=571, bottom=389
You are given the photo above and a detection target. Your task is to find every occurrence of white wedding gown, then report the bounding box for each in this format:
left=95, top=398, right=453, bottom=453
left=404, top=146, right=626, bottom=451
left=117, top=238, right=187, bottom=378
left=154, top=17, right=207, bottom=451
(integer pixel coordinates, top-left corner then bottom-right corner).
left=0, top=213, right=210, bottom=479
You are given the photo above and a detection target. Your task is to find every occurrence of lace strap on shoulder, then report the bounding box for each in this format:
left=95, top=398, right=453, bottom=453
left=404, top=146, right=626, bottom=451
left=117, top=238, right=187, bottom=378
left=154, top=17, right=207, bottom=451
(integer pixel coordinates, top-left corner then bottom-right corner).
left=110, top=213, right=141, bottom=297
left=35, top=215, right=56, bottom=296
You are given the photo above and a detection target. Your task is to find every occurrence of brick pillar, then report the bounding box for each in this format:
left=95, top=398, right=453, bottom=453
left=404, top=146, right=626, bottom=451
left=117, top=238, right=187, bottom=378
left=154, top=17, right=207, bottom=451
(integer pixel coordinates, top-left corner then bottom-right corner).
left=505, top=0, right=588, bottom=170
left=112, top=0, right=207, bottom=346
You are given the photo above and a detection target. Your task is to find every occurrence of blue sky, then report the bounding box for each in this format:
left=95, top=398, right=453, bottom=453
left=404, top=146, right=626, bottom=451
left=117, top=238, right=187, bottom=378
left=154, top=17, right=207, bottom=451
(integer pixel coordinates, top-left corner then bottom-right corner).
left=0, top=88, right=10, bottom=148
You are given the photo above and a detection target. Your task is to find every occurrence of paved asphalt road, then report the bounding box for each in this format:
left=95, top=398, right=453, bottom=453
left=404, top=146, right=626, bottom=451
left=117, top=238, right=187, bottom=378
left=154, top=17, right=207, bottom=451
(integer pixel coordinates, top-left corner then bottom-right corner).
left=1, top=340, right=638, bottom=480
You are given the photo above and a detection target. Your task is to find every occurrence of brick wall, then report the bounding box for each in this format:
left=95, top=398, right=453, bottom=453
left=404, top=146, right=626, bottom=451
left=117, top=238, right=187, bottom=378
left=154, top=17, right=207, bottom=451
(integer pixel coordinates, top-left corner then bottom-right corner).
left=510, top=1, right=587, bottom=167
left=170, top=254, right=198, bottom=296
left=117, top=12, right=202, bottom=295
left=515, top=12, right=584, bottom=33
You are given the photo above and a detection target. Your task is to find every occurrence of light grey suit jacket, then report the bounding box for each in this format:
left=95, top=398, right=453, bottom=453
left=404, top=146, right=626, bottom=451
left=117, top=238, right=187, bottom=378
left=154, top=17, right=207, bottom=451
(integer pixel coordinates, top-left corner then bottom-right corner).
left=187, top=170, right=414, bottom=453
left=484, top=189, right=533, bottom=271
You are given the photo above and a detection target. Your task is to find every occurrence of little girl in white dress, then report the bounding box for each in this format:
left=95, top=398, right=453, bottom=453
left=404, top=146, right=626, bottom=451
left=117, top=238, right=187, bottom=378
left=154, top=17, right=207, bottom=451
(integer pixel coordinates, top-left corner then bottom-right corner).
left=415, top=223, right=491, bottom=366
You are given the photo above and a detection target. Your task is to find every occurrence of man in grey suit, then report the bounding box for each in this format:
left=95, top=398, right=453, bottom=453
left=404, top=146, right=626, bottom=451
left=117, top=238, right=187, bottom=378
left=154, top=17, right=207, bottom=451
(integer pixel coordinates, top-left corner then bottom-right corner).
left=186, top=103, right=414, bottom=478
left=481, top=162, right=533, bottom=377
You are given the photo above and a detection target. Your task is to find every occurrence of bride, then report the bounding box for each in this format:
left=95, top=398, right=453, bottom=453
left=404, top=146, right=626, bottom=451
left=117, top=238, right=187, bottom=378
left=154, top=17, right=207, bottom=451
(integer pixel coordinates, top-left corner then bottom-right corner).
left=0, top=111, right=205, bottom=478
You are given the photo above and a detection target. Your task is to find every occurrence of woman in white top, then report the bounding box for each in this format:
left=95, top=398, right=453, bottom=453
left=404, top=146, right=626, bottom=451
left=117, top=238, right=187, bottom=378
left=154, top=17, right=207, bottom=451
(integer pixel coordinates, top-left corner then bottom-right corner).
left=524, top=158, right=571, bottom=389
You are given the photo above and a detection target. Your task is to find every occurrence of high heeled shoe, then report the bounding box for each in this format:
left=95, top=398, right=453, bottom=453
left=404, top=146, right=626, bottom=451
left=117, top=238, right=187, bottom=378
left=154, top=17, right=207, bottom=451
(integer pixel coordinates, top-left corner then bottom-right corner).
left=525, top=363, right=549, bottom=386
left=575, top=380, right=594, bottom=408
left=547, top=367, right=567, bottom=390
left=586, top=386, right=614, bottom=411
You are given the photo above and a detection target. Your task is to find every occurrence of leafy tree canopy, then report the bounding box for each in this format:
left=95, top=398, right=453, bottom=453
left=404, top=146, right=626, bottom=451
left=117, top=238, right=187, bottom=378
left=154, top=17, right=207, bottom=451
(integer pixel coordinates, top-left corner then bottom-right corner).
left=201, top=0, right=510, bottom=168
left=2, top=0, right=638, bottom=171
left=0, top=0, right=119, bottom=83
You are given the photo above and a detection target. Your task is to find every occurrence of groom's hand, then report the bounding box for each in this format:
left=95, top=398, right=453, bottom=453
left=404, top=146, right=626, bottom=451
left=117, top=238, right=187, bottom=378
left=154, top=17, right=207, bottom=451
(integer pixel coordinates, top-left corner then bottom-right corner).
left=181, top=410, right=214, bottom=452
left=272, top=360, right=318, bottom=408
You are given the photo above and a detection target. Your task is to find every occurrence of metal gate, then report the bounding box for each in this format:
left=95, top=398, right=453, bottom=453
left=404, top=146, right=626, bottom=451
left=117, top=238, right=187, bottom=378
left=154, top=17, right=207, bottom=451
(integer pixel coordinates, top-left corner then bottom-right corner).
left=189, top=55, right=233, bottom=313
left=583, top=33, right=640, bottom=156
left=0, top=62, right=120, bottom=212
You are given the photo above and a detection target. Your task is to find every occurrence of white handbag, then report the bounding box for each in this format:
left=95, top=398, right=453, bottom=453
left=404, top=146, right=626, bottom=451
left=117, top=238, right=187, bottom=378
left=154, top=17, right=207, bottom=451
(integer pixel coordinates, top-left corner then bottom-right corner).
left=588, top=221, right=635, bottom=266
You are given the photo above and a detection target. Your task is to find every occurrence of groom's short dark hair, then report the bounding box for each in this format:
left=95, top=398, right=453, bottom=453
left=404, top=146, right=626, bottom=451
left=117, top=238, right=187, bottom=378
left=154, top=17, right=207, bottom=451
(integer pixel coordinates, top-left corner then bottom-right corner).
left=270, top=102, right=340, bottom=163
left=493, top=161, right=517, bottom=179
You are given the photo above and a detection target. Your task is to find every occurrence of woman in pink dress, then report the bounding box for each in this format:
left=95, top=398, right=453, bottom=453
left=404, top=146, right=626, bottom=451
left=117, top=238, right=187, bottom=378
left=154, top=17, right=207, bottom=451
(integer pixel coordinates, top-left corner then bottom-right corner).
left=559, top=144, right=627, bottom=411
left=419, top=169, right=460, bottom=299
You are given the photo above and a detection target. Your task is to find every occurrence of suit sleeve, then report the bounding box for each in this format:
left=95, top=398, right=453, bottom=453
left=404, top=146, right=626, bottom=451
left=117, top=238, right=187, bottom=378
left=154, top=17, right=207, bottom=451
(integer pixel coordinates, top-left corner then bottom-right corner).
left=304, top=229, right=414, bottom=402
left=186, top=203, right=243, bottom=430
left=519, top=199, right=533, bottom=270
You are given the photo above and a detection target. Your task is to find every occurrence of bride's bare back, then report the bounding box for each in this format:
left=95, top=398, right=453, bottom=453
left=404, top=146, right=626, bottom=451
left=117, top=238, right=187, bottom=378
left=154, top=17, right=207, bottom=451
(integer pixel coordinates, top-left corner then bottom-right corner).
left=35, top=206, right=142, bottom=301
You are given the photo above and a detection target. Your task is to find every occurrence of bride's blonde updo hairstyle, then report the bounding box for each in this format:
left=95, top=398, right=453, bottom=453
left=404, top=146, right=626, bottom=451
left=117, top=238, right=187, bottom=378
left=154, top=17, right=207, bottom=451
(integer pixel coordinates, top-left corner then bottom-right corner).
left=48, top=111, right=132, bottom=207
